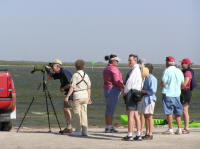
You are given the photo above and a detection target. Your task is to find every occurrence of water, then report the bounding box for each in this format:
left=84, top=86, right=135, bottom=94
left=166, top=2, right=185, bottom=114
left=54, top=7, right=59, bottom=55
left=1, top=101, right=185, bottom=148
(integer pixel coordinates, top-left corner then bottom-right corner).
left=1, top=65, right=200, bottom=127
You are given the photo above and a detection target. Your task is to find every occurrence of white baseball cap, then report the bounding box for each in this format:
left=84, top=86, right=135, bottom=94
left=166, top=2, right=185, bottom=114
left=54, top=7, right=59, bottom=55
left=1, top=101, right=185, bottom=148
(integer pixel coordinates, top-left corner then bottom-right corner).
left=52, top=59, right=62, bottom=65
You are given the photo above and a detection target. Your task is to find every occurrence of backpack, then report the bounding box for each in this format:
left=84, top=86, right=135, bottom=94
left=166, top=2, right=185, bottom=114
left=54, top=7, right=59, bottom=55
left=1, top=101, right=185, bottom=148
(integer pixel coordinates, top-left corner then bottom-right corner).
left=183, top=68, right=197, bottom=91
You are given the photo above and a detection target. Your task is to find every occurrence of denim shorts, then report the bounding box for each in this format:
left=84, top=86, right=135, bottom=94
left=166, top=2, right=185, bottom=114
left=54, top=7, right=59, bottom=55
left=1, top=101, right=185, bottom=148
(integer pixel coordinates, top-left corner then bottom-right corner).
left=104, top=89, right=121, bottom=116
left=162, top=95, right=183, bottom=116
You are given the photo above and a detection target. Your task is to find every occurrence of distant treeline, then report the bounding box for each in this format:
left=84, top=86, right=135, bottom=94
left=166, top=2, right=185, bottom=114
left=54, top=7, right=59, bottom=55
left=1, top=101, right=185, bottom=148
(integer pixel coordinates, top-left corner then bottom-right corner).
left=0, top=60, right=199, bottom=68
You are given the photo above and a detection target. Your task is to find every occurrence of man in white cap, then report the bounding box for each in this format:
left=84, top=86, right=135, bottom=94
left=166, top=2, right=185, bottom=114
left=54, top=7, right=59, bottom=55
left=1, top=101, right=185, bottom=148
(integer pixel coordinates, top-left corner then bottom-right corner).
left=48, top=59, right=73, bottom=133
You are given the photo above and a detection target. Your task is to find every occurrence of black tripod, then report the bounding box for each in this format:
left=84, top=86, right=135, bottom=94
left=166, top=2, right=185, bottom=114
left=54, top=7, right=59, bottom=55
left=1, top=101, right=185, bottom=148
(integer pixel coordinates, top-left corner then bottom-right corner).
left=17, top=72, right=62, bottom=133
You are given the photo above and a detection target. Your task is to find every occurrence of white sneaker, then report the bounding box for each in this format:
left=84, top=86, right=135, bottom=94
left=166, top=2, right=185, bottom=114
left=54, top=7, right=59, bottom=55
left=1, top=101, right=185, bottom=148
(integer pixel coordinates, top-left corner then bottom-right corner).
left=175, top=129, right=182, bottom=135
left=70, top=131, right=82, bottom=136
left=162, top=129, right=174, bottom=135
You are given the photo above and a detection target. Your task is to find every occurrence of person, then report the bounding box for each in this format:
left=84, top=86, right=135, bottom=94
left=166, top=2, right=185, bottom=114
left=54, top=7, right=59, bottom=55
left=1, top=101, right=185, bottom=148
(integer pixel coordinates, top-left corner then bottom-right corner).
left=103, top=54, right=124, bottom=133
left=48, top=59, right=73, bottom=133
left=122, top=54, right=143, bottom=141
left=65, top=59, right=91, bottom=136
left=138, top=60, right=150, bottom=135
left=180, top=58, right=193, bottom=134
left=162, top=56, right=184, bottom=135
left=141, top=63, right=157, bottom=140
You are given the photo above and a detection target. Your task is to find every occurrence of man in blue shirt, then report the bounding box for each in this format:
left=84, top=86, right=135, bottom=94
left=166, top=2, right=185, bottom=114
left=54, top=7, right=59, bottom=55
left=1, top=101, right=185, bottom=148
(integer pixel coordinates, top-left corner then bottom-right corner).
left=48, top=59, right=73, bottom=133
left=141, top=63, right=157, bottom=140
left=161, top=56, right=184, bottom=135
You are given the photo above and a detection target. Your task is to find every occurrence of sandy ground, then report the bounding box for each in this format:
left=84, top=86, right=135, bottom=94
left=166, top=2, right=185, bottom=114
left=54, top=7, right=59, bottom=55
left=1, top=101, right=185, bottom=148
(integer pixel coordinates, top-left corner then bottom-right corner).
left=0, top=126, right=200, bottom=149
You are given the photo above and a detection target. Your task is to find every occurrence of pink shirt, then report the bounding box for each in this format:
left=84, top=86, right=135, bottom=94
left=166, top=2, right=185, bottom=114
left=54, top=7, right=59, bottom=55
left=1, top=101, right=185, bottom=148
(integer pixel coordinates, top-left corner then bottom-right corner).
left=183, top=71, right=192, bottom=90
left=103, top=64, right=123, bottom=90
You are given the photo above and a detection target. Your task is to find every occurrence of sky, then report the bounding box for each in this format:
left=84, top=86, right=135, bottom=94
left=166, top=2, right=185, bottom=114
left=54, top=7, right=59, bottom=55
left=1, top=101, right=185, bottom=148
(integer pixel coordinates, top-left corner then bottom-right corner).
left=0, top=0, right=199, bottom=64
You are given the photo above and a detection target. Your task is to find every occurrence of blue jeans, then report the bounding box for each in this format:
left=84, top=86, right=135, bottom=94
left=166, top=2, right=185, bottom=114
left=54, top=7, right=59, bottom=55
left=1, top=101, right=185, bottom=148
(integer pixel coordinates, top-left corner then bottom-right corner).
left=104, top=89, right=121, bottom=116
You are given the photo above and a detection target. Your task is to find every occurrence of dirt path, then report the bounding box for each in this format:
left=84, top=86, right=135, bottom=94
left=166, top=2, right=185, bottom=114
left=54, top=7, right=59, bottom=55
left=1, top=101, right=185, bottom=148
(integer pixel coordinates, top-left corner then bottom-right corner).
left=0, top=126, right=199, bottom=149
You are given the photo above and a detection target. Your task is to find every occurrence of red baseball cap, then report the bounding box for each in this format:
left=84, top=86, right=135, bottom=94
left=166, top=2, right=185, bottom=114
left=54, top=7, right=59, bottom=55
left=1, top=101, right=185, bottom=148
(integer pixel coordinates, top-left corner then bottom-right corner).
left=180, top=58, right=191, bottom=64
left=166, top=56, right=175, bottom=62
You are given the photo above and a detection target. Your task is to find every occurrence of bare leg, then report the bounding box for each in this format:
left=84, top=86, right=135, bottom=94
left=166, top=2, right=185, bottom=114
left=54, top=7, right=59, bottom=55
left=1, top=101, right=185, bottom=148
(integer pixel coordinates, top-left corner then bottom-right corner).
left=167, top=115, right=173, bottom=129
left=128, top=110, right=134, bottom=133
left=140, top=114, right=145, bottom=133
left=134, top=111, right=141, bottom=133
left=64, top=108, right=72, bottom=128
left=105, top=116, right=113, bottom=126
left=175, top=115, right=181, bottom=128
left=144, top=114, right=150, bottom=135
left=183, top=103, right=189, bottom=130
left=149, top=114, right=153, bottom=136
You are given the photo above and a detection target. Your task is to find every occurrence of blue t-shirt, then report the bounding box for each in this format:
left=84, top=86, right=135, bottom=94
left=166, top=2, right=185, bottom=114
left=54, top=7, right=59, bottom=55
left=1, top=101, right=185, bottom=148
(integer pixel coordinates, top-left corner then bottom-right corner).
left=162, top=66, right=184, bottom=97
left=143, top=74, right=157, bottom=106
left=52, top=67, right=72, bottom=95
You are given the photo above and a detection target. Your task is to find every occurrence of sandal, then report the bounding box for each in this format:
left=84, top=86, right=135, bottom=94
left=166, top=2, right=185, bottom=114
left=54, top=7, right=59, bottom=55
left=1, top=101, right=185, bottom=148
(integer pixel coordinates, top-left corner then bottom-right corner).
left=182, top=129, right=190, bottom=134
left=60, top=128, right=73, bottom=134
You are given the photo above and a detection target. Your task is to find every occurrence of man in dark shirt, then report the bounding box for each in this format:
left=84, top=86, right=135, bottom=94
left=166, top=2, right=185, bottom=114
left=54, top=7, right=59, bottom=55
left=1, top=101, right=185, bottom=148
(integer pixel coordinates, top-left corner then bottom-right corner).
left=48, top=59, right=73, bottom=133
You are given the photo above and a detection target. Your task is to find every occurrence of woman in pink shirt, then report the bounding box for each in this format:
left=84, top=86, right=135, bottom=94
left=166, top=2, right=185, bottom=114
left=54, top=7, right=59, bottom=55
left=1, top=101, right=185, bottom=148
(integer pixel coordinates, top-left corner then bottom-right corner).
left=180, top=58, right=193, bottom=134
left=103, top=54, right=124, bottom=133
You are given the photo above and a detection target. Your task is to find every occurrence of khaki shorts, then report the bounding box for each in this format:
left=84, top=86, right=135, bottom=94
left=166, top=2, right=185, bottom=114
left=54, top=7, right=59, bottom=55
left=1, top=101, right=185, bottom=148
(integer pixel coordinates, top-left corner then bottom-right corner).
left=64, top=100, right=73, bottom=109
left=140, top=98, right=155, bottom=114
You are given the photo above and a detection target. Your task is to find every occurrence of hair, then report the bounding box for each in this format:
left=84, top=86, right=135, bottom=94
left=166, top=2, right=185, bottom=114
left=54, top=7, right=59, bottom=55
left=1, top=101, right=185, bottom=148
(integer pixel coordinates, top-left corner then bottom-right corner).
left=145, top=63, right=153, bottom=74
left=104, top=54, right=117, bottom=64
left=75, top=59, right=85, bottom=70
left=129, top=54, right=139, bottom=63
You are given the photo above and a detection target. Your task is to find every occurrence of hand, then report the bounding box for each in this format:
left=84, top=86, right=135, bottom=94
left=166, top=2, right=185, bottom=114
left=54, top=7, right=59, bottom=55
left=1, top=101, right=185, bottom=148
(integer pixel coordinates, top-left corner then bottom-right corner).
left=64, top=96, right=69, bottom=103
left=141, top=90, right=147, bottom=94
left=88, top=98, right=92, bottom=104
left=60, top=88, right=65, bottom=92
left=122, top=92, right=126, bottom=97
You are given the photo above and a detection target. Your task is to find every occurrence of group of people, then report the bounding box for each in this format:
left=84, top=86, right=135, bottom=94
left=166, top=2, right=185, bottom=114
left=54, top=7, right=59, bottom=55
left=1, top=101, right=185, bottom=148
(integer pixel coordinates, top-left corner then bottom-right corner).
left=48, top=59, right=91, bottom=136
left=48, top=54, right=195, bottom=141
left=103, top=54, right=195, bottom=141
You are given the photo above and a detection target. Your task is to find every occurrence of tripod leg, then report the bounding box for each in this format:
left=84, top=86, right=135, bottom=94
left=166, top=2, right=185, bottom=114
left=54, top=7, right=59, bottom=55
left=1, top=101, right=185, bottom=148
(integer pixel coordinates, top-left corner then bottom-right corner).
left=47, top=90, right=62, bottom=132
left=17, top=96, right=36, bottom=132
left=45, top=91, right=51, bottom=132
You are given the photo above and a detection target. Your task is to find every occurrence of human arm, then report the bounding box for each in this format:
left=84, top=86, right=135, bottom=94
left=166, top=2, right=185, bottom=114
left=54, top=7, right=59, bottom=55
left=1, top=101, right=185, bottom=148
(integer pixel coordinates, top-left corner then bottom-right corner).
left=87, top=88, right=92, bottom=104
left=64, top=86, right=74, bottom=102
left=181, top=77, right=190, bottom=89
left=181, top=71, right=192, bottom=89
left=60, top=84, right=71, bottom=92
left=112, top=69, right=124, bottom=89
left=87, top=75, right=92, bottom=104
left=141, top=76, right=157, bottom=96
left=161, top=70, right=168, bottom=87
left=48, top=75, right=54, bottom=80
left=64, top=73, right=76, bottom=102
